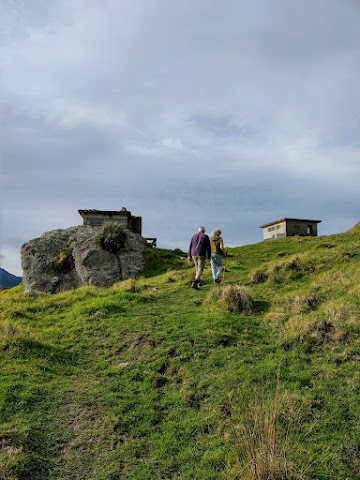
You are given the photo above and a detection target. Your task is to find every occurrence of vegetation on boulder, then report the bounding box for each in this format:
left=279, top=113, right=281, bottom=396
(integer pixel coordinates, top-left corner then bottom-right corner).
left=94, top=222, right=129, bottom=254
left=50, top=250, right=74, bottom=273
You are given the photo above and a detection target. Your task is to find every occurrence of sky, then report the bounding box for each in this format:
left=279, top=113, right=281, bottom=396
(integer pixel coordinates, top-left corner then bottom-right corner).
left=1, top=0, right=360, bottom=276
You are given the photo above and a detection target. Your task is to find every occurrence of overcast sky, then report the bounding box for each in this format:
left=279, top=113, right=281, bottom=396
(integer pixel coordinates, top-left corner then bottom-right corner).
left=1, top=0, right=360, bottom=276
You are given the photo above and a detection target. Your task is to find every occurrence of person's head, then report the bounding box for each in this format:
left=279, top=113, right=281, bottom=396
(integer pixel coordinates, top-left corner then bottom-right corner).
left=213, top=228, right=221, bottom=236
left=198, top=227, right=205, bottom=233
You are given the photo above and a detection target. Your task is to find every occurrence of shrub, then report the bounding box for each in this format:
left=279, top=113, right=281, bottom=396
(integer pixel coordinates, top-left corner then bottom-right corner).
left=94, top=222, right=128, bottom=254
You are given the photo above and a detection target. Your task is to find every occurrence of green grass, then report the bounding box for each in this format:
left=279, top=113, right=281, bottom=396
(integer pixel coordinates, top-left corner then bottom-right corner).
left=1, top=226, right=360, bottom=479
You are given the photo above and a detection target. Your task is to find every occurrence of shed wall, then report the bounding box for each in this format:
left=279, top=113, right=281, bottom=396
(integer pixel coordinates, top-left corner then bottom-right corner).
left=82, top=213, right=129, bottom=227
left=262, top=221, right=287, bottom=241
left=286, top=220, right=318, bottom=237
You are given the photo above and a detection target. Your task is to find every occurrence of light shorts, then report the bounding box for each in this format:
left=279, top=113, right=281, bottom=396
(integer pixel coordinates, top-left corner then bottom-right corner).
left=192, top=256, right=206, bottom=272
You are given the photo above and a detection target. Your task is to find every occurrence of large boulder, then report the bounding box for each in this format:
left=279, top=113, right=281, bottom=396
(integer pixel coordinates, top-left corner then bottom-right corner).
left=21, top=226, right=146, bottom=293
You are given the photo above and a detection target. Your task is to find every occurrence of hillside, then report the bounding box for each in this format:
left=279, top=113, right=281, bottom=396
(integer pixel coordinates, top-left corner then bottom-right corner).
left=0, top=268, right=22, bottom=289
left=0, top=228, right=359, bottom=480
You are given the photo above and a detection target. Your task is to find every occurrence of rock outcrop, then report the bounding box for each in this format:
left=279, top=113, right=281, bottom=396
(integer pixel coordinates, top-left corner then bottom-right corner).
left=21, top=226, right=146, bottom=293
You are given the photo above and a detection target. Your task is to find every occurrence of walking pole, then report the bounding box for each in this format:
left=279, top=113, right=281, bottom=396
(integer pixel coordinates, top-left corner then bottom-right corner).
left=222, top=251, right=227, bottom=283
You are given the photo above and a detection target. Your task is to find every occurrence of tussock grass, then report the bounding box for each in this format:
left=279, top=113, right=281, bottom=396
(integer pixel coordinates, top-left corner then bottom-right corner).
left=268, top=295, right=360, bottom=344
left=206, top=285, right=254, bottom=313
left=249, top=268, right=268, bottom=284
left=221, top=285, right=254, bottom=313
left=284, top=293, right=321, bottom=315
left=249, top=254, right=317, bottom=285
left=311, top=271, right=353, bottom=297
left=226, top=375, right=299, bottom=480
left=162, top=269, right=194, bottom=285
left=0, top=321, right=22, bottom=348
left=0, top=436, right=27, bottom=478
left=306, top=301, right=360, bottom=344
left=94, top=222, right=128, bottom=253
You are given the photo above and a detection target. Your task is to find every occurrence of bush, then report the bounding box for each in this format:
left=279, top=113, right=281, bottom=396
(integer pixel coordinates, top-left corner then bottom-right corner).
left=94, top=222, right=128, bottom=254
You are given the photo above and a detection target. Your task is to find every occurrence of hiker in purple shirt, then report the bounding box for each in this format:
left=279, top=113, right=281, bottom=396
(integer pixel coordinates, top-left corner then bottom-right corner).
left=187, top=227, right=211, bottom=289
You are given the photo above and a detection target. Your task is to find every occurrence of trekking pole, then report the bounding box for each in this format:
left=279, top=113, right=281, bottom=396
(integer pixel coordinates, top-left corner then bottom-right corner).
left=222, top=251, right=227, bottom=283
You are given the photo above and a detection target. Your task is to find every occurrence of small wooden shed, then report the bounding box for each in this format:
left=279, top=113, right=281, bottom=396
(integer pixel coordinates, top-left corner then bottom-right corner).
left=259, top=218, right=321, bottom=241
left=78, top=207, right=142, bottom=235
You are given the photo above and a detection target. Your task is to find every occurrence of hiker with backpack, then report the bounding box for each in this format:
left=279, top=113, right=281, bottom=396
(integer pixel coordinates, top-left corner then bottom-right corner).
left=188, top=226, right=211, bottom=290
left=210, top=228, right=226, bottom=283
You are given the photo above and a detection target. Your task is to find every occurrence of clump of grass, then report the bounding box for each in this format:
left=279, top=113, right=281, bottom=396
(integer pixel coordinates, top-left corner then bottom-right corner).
left=270, top=296, right=360, bottom=343
left=223, top=286, right=254, bottom=313
left=111, top=279, right=149, bottom=293
left=0, top=436, right=27, bottom=476
left=228, top=374, right=298, bottom=480
left=162, top=270, right=194, bottom=285
left=205, top=285, right=254, bottom=313
left=50, top=249, right=74, bottom=273
left=126, top=278, right=138, bottom=293
left=284, top=256, right=301, bottom=271
left=254, top=254, right=317, bottom=285
left=323, top=301, right=357, bottom=324
left=285, top=293, right=321, bottom=315
left=249, top=268, right=268, bottom=284
left=268, top=256, right=305, bottom=284
left=94, top=222, right=128, bottom=254
left=303, top=301, right=360, bottom=344
left=0, top=321, right=21, bottom=348
left=193, top=298, right=202, bottom=306
left=163, top=271, right=177, bottom=283
left=308, top=320, right=336, bottom=343
left=318, top=243, right=336, bottom=249
left=173, top=248, right=185, bottom=255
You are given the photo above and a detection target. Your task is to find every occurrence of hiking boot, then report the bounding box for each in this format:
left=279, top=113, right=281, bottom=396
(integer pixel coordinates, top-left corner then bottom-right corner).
left=191, top=281, right=200, bottom=290
left=214, top=277, right=221, bottom=283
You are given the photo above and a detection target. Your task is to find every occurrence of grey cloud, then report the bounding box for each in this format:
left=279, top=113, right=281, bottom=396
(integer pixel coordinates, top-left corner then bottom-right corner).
left=1, top=0, right=360, bottom=274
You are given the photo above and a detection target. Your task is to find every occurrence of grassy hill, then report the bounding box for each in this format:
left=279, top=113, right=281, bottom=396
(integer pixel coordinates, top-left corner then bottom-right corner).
left=1, top=226, right=359, bottom=480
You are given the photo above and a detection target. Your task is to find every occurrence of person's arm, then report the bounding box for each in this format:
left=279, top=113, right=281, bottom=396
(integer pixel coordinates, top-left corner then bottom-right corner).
left=188, top=238, right=193, bottom=260
left=206, top=236, right=211, bottom=260
left=219, top=238, right=225, bottom=256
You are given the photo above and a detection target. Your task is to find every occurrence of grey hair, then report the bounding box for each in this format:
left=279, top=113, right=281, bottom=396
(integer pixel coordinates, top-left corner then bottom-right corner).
left=199, top=226, right=205, bottom=233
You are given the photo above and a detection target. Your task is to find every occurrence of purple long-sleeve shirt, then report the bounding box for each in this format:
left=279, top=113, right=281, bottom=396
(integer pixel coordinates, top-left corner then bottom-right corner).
left=188, top=232, right=211, bottom=259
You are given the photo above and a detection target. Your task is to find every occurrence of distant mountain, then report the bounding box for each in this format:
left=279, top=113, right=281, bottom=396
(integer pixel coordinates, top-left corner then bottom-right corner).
left=0, top=267, right=22, bottom=288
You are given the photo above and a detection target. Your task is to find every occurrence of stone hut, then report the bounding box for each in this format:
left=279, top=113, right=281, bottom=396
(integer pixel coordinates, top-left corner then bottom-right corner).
left=78, top=207, right=142, bottom=235
left=259, top=218, right=321, bottom=241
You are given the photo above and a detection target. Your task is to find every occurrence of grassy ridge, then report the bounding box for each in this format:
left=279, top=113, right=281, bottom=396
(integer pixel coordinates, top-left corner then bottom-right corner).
left=1, top=228, right=360, bottom=479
